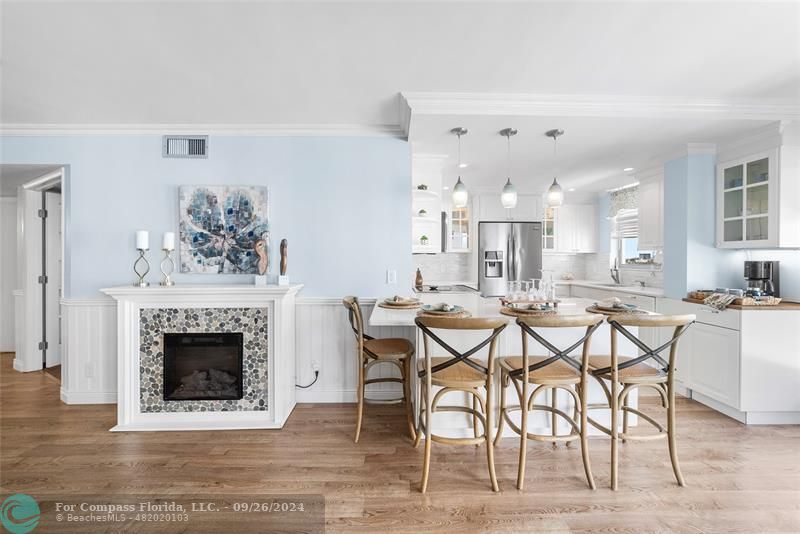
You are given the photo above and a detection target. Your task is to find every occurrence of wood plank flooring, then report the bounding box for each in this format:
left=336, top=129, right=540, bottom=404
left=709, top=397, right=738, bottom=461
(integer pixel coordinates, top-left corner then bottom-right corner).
left=2, top=353, right=799, bottom=533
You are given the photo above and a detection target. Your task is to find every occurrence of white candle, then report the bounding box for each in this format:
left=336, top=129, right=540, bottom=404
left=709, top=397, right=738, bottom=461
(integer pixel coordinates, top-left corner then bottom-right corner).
left=135, top=230, right=149, bottom=250
left=162, top=232, right=175, bottom=251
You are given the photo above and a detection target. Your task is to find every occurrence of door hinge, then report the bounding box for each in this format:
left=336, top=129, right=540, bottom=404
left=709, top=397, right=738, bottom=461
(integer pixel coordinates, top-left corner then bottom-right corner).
left=38, top=209, right=48, bottom=219
left=38, top=275, right=48, bottom=284
left=38, top=341, right=49, bottom=350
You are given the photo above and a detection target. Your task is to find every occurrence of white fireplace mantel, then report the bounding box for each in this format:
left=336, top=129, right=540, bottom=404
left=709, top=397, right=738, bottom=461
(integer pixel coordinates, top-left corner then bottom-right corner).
left=101, top=284, right=303, bottom=431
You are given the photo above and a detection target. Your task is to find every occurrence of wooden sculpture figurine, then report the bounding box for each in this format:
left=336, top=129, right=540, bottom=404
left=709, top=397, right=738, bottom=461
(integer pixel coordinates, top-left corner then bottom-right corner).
left=254, top=238, right=268, bottom=276
left=279, top=239, right=288, bottom=276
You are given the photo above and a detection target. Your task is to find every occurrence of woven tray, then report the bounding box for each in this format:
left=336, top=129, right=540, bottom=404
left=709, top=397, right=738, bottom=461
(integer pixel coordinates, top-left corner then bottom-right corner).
left=378, top=301, right=421, bottom=310
left=416, top=310, right=472, bottom=318
left=585, top=305, right=648, bottom=315
left=500, top=298, right=560, bottom=307
left=500, top=306, right=557, bottom=317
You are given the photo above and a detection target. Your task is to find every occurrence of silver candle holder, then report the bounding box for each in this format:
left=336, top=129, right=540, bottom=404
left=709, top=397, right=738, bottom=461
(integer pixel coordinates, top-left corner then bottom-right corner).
left=133, top=249, right=151, bottom=287
left=160, top=249, right=176, bottom=286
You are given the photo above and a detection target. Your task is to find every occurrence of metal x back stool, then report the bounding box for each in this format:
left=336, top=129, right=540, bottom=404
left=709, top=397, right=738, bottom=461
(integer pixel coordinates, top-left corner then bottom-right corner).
left=413, top=316, right=508, bottom=493
left=495, top=314, right=604, bottom=490
left=587, top=313, right=695, bottom=490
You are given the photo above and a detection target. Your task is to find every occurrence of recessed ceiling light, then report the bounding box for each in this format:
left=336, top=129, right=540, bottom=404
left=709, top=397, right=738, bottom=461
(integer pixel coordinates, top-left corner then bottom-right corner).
left=623, top=167, right=634, bottom=172
left=458, top=163, right=468, bottom=168
left=567, top=187, right=576, bottom=192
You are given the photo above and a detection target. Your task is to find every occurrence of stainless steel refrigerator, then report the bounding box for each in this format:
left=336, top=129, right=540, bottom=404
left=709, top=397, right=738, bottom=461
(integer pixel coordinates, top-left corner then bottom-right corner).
left=478, top=221, right=543, bottom=297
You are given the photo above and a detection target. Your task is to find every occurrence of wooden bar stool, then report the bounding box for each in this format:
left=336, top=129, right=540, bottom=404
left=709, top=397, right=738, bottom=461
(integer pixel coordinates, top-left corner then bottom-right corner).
left=413, top=316, right=508, bottom=493
left=495, top=314, right=604, bottom=490
left=342, top=296, right=416, bottom=443
left=587, top=313, right=695, bottom=490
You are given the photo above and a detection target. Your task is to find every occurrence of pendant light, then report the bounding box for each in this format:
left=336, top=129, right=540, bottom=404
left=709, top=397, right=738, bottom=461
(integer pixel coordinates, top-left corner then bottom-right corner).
left=499, top=128, right=518, bottom=209
left=451, top=127, right=469, bottom=208
left=545, top=128, right=565, bottom=207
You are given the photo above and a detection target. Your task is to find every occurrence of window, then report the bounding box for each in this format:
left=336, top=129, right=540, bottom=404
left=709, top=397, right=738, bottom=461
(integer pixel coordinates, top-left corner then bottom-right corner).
left=542, top=207, right=555, bottom=250
left=612, top=208, right=659, bottom=267
left=449, top=206, right=470, bottom=251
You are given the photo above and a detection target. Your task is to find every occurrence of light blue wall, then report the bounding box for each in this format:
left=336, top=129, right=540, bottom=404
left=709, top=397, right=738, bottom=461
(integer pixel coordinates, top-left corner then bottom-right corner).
left=1, top=135, right=412, bottom=299
left=595, top=192, right=611, bottom=254
left=663, top=153, right=744, bottom=298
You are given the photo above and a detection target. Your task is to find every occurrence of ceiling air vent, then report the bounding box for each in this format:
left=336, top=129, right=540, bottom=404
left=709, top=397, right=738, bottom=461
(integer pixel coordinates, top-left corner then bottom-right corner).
left=162, top=135, right=208, bottom=158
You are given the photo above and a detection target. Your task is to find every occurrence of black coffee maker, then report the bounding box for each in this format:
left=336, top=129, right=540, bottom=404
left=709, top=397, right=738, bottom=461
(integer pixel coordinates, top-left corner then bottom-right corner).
left=744, top=261, right=780, bottom=297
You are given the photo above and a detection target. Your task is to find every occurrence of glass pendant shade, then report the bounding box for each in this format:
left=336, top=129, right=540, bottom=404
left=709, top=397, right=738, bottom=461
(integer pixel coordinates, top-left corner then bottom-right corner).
left=547, top=178, right=564, bottom=207
left=501, top=178, right=518, bottom=209
left=452, top=177, right=468, bottom=207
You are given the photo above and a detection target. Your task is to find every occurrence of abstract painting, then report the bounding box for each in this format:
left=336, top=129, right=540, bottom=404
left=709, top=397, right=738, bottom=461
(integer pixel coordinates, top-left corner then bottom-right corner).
left=179, top=186, right=269, bottom=274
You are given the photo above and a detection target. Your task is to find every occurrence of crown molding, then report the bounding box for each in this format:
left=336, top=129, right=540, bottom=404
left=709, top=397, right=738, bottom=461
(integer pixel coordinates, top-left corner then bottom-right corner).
left=0, top=123, right=406, bottom=138
left=399, top=91, right=800, bottom=136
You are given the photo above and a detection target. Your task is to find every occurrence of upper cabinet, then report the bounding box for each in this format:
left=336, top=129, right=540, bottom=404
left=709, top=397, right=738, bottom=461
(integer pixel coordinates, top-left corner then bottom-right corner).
left=716, top=146, right=799, bottom=249
left=554, top=204, right=597, bottom=254
left=637, top=172, right=664, bottom=250
left=476, top=193, right=542, bottom=222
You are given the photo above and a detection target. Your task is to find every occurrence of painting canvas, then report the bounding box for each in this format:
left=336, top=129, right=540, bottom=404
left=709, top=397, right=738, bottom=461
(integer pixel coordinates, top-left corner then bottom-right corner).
left=179, top=186, right=269, bottom=274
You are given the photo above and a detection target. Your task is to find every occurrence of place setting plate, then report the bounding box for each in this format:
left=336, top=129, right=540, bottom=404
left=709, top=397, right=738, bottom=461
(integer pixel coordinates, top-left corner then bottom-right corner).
left=500, top=302, right=557, bottom=317
left=417, top=303, right=471, bottom=318
left=378, top=296, right=422, bottom=310
left=586, top=298, right=648, bottom=315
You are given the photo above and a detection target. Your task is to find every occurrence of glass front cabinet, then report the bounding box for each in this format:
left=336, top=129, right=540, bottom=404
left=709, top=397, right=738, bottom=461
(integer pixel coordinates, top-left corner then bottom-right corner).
left=716, top=149, right=785, bottom=248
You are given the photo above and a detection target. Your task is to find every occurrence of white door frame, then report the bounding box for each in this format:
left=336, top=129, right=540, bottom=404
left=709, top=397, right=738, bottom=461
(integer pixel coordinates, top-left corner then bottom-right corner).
left=16, top=168, right=65, bottom=372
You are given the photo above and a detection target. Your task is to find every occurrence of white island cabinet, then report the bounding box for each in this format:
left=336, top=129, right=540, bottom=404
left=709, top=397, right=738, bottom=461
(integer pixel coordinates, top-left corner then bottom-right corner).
left=657, top=298, right=800, bottom=424
left=370, top=295, right=639, bottom=438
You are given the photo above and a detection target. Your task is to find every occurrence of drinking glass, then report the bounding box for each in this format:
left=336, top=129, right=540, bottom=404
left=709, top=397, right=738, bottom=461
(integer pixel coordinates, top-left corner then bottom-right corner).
left=529, top=278, right=543, bottom=301
left=507, top=281, right=521, bottom=301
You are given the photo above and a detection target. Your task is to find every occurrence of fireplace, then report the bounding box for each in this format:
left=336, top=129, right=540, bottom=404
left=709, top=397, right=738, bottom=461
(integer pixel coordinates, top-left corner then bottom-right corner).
left=163, top=333, right=244, bottom=401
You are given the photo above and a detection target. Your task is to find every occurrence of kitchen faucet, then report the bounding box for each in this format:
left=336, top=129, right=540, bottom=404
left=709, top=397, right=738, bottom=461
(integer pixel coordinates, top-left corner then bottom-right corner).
left=610, top=258, right=621, bottom=285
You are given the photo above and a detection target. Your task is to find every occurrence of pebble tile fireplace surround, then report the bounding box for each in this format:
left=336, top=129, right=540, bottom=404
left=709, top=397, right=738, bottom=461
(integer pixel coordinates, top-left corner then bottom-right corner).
left=102, top=285, right=302, bottom=431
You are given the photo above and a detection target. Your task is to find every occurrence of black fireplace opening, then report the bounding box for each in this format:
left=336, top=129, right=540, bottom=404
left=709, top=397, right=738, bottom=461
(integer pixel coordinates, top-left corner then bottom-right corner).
left=163, top=333, right=244, bottom=401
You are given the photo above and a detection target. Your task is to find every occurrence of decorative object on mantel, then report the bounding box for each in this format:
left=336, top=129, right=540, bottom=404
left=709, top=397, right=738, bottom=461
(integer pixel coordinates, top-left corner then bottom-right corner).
left=545, top=129, right=565, bottom=207
left=416, top=184, right=428, bottom=190
left=450, top=127, right=469, bottom=208
left=499, top=128, right=519, bottom=209
left=420, top=235, right=429, bottom=246
left=133, top=230, right=150, bottom=287
left=415, top=268, right=424, bottom=290
left=253, top=238, right=269, bottom=286
left=278, top=238, right=289, bottom=286
left=159, top=232, right=176, bottom=287
left=179, top=185, right=269, bottom=274
left=418, top=209, right=427, bottom=217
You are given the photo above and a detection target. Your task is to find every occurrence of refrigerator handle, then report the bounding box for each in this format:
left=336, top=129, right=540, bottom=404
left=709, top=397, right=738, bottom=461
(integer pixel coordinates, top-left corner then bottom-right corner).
left=508, top=225, right=517, bottom=281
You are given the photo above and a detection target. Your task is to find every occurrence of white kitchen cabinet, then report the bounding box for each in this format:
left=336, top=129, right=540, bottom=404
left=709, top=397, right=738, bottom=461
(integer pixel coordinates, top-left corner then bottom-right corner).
left=554, top=204, right=596, bottom=253
left=687, top=322, right=741, bottom=409
left=716, top=144, right=800, bottom=248
left=637, top=174, right=663, bottom=249
left=477, top=193, right=542, bottom=222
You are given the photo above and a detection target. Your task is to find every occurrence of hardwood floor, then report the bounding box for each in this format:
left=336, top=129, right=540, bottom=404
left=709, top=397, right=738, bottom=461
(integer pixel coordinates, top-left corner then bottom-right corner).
left=2, top=352, right=799, bottom=533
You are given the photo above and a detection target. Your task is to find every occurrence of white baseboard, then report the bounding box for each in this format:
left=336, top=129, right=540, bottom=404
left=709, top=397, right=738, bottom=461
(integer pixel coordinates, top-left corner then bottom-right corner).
left=13, top=358, right=39, bottom=373
left=690, top=391, right=746, bottom=424
left=60, top=388, right=116, bottom=405
left=296, top=388, right=403, bottom=403
left=745, top=412, right=800, bottom=425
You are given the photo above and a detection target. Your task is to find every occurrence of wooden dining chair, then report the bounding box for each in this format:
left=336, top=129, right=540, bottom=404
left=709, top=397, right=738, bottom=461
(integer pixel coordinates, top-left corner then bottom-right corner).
left=413, top=316, right=508, bottom=493
left=587, top=313, right=695, bottom=490
left=342, top=296, right=416, bottom=443
left=495, top=314, right=604, bottom=490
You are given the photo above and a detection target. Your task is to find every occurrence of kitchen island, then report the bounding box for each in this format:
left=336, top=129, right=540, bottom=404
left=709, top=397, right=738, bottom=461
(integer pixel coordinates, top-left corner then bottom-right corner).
left=370, top=293, right=642, bottom=438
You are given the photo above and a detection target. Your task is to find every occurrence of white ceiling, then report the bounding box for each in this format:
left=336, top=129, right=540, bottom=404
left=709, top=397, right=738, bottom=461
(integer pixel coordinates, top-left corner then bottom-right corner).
left=0, top=165, right=63, bottom=197
left=1, top=1, right=798, bottom=126
left=410, top=115, right=774, bottom=193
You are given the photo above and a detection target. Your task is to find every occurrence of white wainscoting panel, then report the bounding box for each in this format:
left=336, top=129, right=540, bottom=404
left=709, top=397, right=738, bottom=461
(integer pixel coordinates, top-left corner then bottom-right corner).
left=294, top=298, right=415, bottom=403
left=61, top=298, right=117, bottom=404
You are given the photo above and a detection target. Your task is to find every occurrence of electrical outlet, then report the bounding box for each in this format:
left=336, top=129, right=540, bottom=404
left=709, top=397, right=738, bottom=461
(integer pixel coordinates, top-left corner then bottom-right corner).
left=386, top=269, right=397, bottom=284
left=311, top=361, right=320, bottom=372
